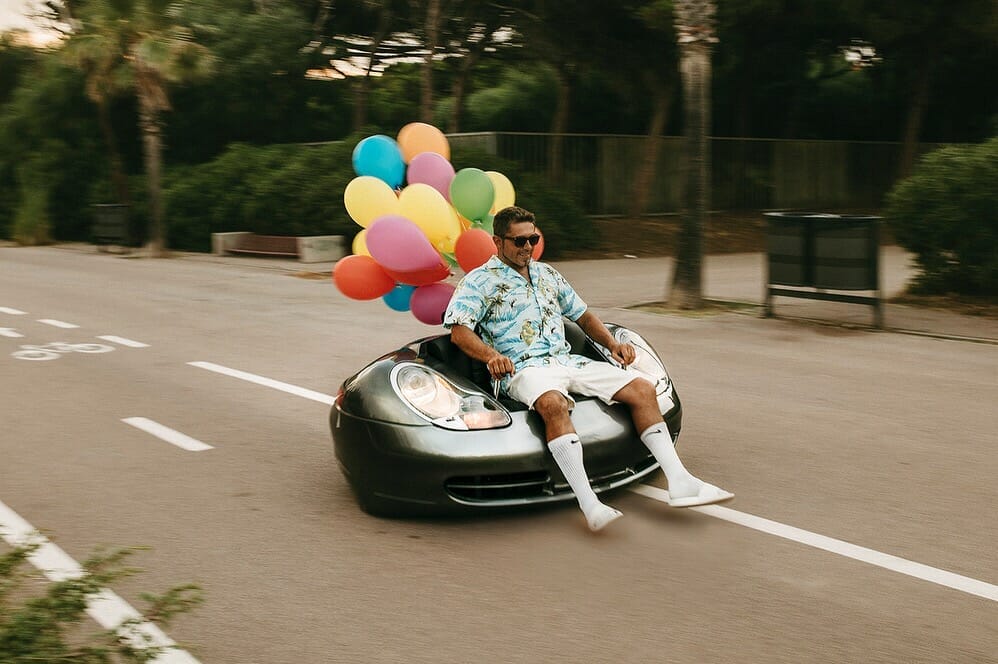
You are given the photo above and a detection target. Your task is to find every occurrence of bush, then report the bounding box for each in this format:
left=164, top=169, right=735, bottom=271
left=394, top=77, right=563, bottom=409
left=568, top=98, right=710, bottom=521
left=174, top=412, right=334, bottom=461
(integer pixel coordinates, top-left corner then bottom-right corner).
left=163, top=140, right=357, bottom=252
left=161, top=137, right=596, bottom=258
left=885, top=137, right=998, bottom=295
left=0, top=543, right=201, bottom=662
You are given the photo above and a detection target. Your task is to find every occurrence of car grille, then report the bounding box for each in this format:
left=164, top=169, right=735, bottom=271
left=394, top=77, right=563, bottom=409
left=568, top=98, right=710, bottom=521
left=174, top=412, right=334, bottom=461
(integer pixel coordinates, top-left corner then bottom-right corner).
left=445, top=454, right=658, bottom=506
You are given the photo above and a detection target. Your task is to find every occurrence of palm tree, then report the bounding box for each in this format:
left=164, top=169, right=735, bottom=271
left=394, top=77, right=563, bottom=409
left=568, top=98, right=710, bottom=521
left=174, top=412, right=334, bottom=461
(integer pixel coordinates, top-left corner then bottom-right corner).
left=668, top=0, right=716, bottom=309
left=64, top=0, right=213, bottom=257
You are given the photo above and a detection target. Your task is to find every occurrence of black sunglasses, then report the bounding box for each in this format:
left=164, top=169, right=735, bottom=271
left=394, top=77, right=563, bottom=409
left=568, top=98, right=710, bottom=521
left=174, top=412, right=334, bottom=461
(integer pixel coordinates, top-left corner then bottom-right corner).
left=503, top=233, right=541, bottom=248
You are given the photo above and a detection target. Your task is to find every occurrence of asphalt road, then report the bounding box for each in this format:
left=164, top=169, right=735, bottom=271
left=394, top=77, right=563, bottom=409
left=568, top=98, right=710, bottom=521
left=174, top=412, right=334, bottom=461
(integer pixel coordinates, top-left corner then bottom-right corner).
left=2, top=246, right=996, bottom=663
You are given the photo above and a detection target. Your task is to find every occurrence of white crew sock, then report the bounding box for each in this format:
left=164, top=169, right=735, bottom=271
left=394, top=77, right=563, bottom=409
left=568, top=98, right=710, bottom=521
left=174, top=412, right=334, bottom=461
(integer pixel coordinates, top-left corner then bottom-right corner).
left=639, top=423, right=702, bottom=499
left=547, top=434, right=622, bottom=531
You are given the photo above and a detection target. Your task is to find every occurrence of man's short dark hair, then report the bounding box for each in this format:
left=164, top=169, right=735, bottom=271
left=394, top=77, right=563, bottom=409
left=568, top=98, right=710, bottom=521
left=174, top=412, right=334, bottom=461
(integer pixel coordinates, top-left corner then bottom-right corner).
left=492, top=206, right=536, bottom=239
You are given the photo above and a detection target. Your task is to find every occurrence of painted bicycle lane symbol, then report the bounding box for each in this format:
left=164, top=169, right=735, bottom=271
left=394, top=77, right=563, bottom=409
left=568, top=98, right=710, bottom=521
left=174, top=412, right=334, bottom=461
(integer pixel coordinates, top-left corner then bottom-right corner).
left=12, top=341, right=115, bottom=361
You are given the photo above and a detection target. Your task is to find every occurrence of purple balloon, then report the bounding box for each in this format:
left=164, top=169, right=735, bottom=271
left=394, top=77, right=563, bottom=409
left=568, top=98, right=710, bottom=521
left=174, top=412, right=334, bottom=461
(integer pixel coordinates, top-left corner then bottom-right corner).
left=406, top=152, right=456, bottom=201
left=366, top=215, right=442, bottom=272
left=410, top=282, right=456, bottom=326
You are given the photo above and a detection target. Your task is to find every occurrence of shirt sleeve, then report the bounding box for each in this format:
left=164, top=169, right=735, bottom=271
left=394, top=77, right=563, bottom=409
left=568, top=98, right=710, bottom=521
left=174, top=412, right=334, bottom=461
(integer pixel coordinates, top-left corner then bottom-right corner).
left=552, top=267, right=587, bottom=321
left=443, top=272, right=489, bottom=330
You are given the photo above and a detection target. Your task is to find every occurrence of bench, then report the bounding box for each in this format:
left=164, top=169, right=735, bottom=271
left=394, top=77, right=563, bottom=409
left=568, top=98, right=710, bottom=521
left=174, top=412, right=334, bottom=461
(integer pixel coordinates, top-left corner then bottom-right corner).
left=228, top=234, right=298, bottom=257
left=212, top=232, right=346, bottom=263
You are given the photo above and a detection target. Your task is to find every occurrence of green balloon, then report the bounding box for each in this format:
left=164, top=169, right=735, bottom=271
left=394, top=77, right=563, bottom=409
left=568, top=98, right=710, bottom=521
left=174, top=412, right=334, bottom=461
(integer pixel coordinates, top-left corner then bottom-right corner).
left=449, top=168, right=495, bottom=222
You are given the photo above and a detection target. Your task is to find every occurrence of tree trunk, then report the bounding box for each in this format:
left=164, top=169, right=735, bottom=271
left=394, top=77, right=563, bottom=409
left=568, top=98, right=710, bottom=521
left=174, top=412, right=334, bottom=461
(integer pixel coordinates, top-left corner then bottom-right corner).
left=628, top=80, right=671, bottom=217
left=96, top=98, right=130, bottom=206
left=668, top=40, right=710, bottom=309
left=898, top=64, right=933, bottom=180
left=353, top=10, right=390, bottom=131
left=138, top=93, right=166, bottom=257
left=448, top=42, right=484, bottom=133
left=420, top=0, right=442, bottom=123
left=548, top=66, right=571, bottom=184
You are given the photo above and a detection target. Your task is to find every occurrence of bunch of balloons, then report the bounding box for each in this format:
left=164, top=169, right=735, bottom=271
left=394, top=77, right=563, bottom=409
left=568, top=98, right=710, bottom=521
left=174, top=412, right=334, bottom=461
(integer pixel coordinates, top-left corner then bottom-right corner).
left=332, top=122, right=543, bottom=325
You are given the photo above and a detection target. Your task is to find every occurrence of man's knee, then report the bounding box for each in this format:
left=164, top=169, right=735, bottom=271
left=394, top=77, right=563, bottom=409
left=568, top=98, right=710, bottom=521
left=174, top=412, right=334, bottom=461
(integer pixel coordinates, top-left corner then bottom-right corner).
left=533, top=390, right=571, bottom=418
left=615, top=377, right=657, bottom=404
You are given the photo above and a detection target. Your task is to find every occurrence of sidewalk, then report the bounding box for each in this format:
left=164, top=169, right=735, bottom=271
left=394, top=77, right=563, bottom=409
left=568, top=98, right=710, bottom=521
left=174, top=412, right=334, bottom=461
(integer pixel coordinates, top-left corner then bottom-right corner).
left=132, top=243, right=998, bottom=345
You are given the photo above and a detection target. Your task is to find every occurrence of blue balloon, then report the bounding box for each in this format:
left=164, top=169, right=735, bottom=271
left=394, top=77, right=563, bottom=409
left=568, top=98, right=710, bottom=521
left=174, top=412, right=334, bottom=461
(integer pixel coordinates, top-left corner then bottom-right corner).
left=382, top=284, right=415, bottom=312
left=352, top=135, right=406, bottom=189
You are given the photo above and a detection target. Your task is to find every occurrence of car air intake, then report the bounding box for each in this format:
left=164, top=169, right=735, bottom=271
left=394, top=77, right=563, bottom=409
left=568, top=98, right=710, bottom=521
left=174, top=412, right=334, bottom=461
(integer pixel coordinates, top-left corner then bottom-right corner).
left=446, top=454, right=658, bottom=505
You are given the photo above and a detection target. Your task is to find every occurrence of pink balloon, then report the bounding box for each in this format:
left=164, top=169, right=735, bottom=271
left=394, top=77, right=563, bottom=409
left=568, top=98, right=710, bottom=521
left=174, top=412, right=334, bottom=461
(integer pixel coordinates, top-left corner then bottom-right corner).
left=410, top=282, right=456, bottom=326
left=406, top=152, right=456, bottom=201
left=366, top=214, right=442, bottom=272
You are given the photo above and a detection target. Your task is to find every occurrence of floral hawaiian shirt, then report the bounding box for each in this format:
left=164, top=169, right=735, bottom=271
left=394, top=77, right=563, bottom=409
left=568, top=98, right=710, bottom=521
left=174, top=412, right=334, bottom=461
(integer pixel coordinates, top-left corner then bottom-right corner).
left=443, top=256, right=592, bottom=382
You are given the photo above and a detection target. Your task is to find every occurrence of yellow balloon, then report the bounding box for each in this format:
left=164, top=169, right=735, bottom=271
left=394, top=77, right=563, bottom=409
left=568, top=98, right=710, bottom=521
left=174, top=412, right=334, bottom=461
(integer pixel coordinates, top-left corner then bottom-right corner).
left=352, top=229, right=371, bottom=256
left=344, top=176, right=399, bottom=228
left=397, top=122, right=450, bottom=163
left=486, top=171, right=516, bottom=215
left=399, top=183, right=462, bottom=248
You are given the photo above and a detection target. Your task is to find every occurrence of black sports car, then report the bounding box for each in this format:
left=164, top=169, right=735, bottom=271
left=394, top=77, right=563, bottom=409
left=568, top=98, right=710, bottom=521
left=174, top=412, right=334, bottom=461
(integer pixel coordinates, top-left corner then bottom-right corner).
left=330, top=320, right=681, bottom=516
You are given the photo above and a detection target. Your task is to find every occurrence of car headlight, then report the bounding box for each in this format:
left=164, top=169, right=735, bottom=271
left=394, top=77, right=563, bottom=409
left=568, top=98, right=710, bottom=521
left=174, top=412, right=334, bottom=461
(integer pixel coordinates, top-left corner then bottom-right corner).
left=611, top=327, right=669, bottom=384
left=392, top=364, right=511, bottom=431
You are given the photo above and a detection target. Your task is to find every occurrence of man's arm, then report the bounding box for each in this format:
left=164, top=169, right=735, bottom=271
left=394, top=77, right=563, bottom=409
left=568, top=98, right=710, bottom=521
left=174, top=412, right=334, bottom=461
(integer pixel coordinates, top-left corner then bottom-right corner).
left=575, top=310, right=636, bottom=366
left=450, top=324, right=516, bottom=380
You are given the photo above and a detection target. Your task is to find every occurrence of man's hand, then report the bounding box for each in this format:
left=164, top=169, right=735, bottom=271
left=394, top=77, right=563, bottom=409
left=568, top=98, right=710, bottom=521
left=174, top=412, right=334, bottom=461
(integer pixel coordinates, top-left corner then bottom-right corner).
left=486, top=353, right=515, bottom=380
left=609, top=341, right=636, bottom=367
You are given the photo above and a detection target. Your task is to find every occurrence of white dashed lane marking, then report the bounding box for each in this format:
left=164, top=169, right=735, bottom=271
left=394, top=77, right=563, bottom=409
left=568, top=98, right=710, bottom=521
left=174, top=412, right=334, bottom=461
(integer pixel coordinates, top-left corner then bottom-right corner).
left=0, top=307, right=26, bottom=315
left=37, top=318, right=79, bottom=329
left=629, top=484, right=998, bottom=603
left=0, top=328, right=23, bottom=338
left=188, top=361, right=335, bottom=405
left=98, top=335, right=150, bottom=348
left=122, top=417, right=214, bottom=452
left=0, top=500, right=201, bottom=663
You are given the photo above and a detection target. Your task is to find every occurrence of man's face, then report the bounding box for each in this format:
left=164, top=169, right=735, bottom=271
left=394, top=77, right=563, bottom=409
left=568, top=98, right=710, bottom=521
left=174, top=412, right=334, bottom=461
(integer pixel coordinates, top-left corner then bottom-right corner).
left=495, top=220, right=538, bottom=270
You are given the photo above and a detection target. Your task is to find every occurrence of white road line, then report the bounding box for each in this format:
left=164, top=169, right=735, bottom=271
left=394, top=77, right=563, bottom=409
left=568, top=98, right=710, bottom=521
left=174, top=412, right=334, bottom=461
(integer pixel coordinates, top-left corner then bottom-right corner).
left=122, top=417, right=214, bottom=452
left=628, top=484, right=998, bottom=603
left=188, top=361, right=336, bottom=405
left=98, top=335, right=150, bottom=348
left=0, top=307, right=26, bottom=315
left=0, top=327, right=23, bottom=338
left=38, top=318, right=79, bottom=329
left=0, top=499, right=201, bottom=663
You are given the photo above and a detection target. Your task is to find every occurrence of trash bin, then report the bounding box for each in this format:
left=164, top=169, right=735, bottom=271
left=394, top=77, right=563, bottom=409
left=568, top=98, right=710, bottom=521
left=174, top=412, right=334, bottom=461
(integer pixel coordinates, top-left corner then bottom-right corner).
left=92, top=204, right=130, bottom=250
left=764, top=212, right=883, bottom=327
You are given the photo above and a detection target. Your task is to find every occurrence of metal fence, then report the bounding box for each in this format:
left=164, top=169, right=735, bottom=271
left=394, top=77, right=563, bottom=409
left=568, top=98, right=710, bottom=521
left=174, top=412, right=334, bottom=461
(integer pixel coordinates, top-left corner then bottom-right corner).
left=447, top=132, right=947, bottom=216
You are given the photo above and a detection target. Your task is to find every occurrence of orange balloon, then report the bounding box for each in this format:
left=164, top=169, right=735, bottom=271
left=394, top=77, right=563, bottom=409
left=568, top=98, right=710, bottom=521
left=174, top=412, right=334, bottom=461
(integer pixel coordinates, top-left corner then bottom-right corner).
left=333, top=254, right=395, bottom=300
left=531, top=230, right=545, bottom=260
left=383, top=260, right=451, bottom=286
left=455, top=228, right=498, bottom=273
left=397, top=122, right=450, bottom=163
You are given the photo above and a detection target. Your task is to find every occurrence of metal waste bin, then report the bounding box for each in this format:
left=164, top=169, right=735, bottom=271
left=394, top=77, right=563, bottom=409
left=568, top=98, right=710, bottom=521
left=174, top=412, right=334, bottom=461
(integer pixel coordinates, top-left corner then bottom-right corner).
left=764, top=212, right=882, bottom=327
left=92, top=204, right=130, bottom=250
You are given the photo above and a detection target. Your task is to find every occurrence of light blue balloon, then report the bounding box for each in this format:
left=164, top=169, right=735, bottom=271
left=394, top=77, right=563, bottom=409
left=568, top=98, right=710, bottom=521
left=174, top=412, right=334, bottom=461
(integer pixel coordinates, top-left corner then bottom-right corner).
left=352, top=135, right=406, bottom=189
left=382, top=283, right=415, bottom=312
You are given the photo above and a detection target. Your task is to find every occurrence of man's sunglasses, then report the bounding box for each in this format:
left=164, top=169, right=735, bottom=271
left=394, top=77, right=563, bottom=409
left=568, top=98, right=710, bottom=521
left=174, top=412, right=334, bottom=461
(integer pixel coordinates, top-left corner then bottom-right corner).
left=503, top=234, right=541, bottom=248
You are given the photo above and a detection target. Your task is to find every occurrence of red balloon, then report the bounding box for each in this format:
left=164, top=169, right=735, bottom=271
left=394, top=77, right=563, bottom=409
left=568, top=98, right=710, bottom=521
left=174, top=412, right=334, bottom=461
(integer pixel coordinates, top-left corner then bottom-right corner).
left=383, top=260, right=451, bottom=286
left=531, top=230, right=545, bottom=260
left=454, top=228, right=497, bottom=273
left=411, top=282, right=456, bottom=325
left=332, top=254, right=395, bottom=300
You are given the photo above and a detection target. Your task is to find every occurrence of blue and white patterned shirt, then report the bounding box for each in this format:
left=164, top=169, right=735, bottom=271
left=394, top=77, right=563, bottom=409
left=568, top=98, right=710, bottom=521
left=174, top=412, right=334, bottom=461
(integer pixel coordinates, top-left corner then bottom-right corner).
left=443, top=256, right=591, bottom=379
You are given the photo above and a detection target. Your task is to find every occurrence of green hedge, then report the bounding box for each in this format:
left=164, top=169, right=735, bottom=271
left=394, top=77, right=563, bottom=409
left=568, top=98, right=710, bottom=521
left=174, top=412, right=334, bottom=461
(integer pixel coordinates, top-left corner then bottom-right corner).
left=885, top=137, right=998, bottom=295
left=161, top=137, right=596, bottom=258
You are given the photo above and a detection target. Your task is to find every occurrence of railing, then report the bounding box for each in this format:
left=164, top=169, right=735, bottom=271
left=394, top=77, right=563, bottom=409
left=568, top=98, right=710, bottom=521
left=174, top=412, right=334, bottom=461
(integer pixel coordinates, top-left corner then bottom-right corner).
left=447, top=132, right=948, bottom=216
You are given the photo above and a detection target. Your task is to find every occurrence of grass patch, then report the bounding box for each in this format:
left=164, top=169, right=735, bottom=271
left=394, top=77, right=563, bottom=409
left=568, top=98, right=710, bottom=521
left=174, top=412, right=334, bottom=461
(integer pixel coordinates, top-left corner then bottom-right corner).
left=628, top=299, right=761, bottom=317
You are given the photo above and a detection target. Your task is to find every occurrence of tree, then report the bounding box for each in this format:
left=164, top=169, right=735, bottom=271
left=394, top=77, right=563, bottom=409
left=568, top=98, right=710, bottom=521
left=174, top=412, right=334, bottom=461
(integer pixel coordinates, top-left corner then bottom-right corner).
left=668, top=0, right=715, bottom=310
left=63, top=0, right=214, bottom=257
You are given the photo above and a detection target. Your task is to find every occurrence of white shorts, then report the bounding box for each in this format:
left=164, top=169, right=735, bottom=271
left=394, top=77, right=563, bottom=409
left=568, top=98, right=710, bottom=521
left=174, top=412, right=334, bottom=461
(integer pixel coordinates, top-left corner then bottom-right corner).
left=506, top=360, right=650, bottom=410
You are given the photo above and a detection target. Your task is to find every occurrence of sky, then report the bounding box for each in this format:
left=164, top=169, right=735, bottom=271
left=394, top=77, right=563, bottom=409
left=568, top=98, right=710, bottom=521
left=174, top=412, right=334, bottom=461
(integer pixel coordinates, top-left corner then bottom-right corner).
left=0, top=0, right=60, bottom=45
